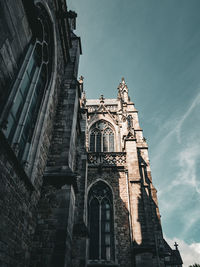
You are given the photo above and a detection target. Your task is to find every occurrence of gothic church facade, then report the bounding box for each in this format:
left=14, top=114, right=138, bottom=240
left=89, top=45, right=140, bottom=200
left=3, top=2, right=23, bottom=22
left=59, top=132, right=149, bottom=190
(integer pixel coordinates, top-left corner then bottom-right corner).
left=0, top=0, right=182, bottom=266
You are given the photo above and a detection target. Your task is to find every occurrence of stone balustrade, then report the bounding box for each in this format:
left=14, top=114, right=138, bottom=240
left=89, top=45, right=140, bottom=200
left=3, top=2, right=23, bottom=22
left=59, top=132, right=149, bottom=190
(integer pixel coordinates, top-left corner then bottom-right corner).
left=88, top=152, right=126, bottom=166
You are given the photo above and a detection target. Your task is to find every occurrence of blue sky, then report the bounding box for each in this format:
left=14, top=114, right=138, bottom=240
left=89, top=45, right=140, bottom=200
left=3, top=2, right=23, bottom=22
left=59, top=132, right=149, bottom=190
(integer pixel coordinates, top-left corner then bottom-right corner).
left=67, top=0, right=200, bottom=265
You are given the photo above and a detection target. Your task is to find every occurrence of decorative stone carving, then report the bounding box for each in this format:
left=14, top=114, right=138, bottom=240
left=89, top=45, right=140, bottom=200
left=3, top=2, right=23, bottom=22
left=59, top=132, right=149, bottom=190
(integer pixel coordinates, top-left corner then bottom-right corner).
left=87, top=104, right=118, bottom=113
left=88, top=152, right=126, bottom=166
left=87, top=106, right=99, bottom=112
left=105, top=105, right=118, bottom=112
left=99, top=94, right=105, bottom=103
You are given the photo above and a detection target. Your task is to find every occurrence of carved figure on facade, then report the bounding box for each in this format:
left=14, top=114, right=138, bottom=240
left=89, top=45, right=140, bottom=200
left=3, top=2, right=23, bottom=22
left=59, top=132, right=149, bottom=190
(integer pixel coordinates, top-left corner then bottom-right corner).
left=127, top=115, right=133, bottom=129
left=80, top=90, right=86, bottom=107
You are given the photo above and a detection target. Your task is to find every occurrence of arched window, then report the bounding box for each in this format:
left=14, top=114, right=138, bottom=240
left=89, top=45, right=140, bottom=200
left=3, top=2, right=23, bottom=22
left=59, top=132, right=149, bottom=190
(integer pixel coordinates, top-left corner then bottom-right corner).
left=2, top=3, right=53, bottom=162
left=89, top=120, right=115, bottom=152
left=88, top=181, right=115, bottom=261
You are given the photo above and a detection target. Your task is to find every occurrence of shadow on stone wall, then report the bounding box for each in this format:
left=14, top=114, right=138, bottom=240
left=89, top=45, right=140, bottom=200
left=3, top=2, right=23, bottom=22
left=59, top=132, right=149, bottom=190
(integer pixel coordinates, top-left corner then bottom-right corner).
left=131, top=151, right=165, bottom=266
left=132, top=153, right=183, bottom=267
left=29, top=183, right=76, bottom=267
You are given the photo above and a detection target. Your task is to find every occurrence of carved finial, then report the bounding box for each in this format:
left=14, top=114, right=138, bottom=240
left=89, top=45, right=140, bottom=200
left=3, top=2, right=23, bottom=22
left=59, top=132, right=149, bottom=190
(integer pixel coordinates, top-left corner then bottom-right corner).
left=79, top=76, right=84, bottom=93
left=79, top=75, right=84, bottom=83
left=118, top=78, right=127, bottom=90
left=99, top=94, right=105, bottom=104
left=117, top=78, right=129, bottom=103
left=174, top=242, right=178, bottom=250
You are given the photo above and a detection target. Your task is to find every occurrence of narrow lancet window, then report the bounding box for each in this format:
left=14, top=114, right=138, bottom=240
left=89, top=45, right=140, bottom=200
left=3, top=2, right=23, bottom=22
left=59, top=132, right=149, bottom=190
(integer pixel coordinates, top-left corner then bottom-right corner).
left=88, top=181, right=115, bottom=261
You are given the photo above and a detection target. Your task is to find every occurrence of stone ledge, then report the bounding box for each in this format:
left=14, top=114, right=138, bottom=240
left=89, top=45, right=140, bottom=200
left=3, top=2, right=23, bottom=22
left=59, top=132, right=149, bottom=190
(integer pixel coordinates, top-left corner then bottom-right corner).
left=44, top=166, right=78, bottom=193
left=136, top=142, right=148, bottom=148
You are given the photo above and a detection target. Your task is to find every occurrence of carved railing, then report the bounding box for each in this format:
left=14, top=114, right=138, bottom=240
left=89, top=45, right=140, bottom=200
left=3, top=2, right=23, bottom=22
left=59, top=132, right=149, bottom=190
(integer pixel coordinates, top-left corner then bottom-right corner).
left=88, top=152, right=126, bottom=166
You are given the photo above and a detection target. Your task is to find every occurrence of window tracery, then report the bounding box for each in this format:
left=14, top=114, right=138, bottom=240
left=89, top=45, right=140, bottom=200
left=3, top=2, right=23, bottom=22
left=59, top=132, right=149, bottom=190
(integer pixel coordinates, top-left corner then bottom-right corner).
left=88, top=181, right=115, bottom=261
left=89, top=120, right=115, bottom=152
left=2, top=3, right=54, bottom=162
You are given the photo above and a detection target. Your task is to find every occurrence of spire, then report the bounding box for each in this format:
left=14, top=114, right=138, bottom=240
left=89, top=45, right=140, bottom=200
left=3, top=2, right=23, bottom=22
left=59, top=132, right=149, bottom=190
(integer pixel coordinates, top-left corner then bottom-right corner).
left=118, top=77, right=129, bottom=102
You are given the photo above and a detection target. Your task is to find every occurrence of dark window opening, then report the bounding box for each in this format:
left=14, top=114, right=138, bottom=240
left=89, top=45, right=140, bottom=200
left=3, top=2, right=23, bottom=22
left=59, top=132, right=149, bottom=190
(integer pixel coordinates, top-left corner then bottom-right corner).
left=88, top=181, right=115, bottom=261
left=2, top=3, right=54, bottom=163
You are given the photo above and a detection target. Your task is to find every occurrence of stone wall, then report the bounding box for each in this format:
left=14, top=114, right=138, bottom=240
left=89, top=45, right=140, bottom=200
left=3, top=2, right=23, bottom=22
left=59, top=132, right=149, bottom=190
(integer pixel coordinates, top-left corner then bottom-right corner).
left=71, top=111, right=88, bottom=267
left=30, top=13, right=82, bottom=267
left=30, top=184, right=75, bottom=267
left=0, top=0, right=80, bottom=266
left=0, top=132, right=35, bottom=267
left=45, top=36, right=81, bottom=174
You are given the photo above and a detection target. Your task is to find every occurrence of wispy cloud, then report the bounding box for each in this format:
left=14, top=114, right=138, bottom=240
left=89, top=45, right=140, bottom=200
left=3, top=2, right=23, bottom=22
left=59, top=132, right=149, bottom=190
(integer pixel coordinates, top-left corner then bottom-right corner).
left=181, top=208, right=200, bottom=238
left=172, top=144, right=200, bottom=193
left=156, top=140, right=200, bottom=237
left=151, top=90, right=200, bottom=241
left=152, top=90, right=200, bottom=194
left=175, top=91, right=200, bottom=143
left=152, top=90, right=200, bottom=160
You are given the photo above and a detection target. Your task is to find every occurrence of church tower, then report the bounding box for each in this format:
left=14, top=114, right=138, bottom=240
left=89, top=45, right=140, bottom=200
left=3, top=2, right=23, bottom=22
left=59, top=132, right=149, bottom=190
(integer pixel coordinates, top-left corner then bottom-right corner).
left=0, top=0, right=183, bottom=265
left=79, top=78, right=182, bottom=267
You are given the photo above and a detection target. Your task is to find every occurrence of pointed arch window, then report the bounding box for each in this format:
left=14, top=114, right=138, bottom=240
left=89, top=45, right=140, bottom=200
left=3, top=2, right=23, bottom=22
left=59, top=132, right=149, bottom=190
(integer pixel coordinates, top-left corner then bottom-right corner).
left=89, top=120, right=115, bottom=152
left=1, top=3, right=54, bottom=163
left=88, top=181, right=115, bottom=261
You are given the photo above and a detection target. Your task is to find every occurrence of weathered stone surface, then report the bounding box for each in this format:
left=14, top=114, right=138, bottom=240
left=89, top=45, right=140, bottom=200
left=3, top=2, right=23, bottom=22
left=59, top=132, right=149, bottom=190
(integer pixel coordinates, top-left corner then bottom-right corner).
left=0, top=0, right=82, bottom=267
left=84, top=78, right=182, bottom=266
left=0, top=133, right=36, bottom=267
left=0, top=1, right=183, bottom=267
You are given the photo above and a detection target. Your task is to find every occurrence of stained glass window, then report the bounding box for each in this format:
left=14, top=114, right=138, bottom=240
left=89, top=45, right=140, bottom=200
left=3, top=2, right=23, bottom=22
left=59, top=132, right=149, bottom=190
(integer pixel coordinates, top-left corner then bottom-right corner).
left=89, top=198, right=100, bottom=260
left=96, top=131, right=101, bottom=152
left=109, top=132, right=114, bottom=152
left=2, top=3, right=53, bottom=163
left=88, top=181, right=114, bottom=261
left=89, top=120, right=115, bottom=152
